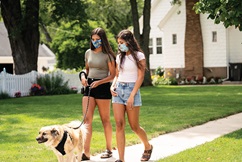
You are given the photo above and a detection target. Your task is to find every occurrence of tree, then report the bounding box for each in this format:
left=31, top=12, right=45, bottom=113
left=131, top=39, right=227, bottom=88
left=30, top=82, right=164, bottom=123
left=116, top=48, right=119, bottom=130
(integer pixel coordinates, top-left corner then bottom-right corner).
left=86, top=0, right=131, bottom=35
left=130, top=0, right=152, bottom=86
left=194, top=0, right=242, bottom=31
left=0, top=0, right=88, bottom=74
left=86, top=0, right=144, bottom=37
left=38, top=0, right=89, bottom=69
left=1, top=0, right=40, bottom=74
left=51, top=20, right=117, bottom=70
left=51, top=21, right=89, bottom=69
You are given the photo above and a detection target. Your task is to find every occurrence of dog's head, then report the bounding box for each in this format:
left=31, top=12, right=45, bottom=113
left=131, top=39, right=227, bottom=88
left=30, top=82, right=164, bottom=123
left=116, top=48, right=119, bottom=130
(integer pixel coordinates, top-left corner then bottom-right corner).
left=36, top=125, right=62, bottom=145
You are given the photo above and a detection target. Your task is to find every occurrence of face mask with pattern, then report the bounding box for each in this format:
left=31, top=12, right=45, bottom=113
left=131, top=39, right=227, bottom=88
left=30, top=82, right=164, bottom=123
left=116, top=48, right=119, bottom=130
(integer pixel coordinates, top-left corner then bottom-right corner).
left=92, top=39, right=102, bottom=48
left=118, top=43, right=129, bottom=52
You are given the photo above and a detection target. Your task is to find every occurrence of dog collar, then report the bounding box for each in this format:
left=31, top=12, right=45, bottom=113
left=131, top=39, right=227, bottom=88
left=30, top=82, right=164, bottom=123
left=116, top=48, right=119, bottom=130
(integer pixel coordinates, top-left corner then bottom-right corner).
left=55, top=131, right=68, bottom=155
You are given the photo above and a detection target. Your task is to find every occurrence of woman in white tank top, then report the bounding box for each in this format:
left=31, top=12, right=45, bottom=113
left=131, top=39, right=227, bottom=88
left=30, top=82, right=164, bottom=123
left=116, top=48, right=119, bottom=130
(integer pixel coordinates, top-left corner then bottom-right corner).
left=111, top=29, right=153, bottom=162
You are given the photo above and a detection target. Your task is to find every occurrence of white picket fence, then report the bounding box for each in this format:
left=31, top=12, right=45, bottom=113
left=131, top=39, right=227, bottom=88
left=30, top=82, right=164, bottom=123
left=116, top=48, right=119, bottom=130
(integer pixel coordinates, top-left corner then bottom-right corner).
left=0, top=69, right=82, bottom=97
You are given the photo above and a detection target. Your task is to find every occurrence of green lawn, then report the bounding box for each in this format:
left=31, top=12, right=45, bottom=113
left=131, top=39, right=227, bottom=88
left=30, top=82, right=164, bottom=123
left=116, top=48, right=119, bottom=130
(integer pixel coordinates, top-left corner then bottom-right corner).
left=158, top=128, right=242, bottom=162
left=0, top=85, right=242, bottom=162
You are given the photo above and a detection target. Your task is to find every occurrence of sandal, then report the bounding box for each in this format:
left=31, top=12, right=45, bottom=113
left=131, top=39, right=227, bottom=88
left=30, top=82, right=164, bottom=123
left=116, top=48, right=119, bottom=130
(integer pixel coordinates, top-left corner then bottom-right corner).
left=100, top=149, right=112, bottom=158
left=141, top=145, right=153, bottom=161
left=115, top=160, right=123, bottom=162
left=81, top=153, right=90, bottom=161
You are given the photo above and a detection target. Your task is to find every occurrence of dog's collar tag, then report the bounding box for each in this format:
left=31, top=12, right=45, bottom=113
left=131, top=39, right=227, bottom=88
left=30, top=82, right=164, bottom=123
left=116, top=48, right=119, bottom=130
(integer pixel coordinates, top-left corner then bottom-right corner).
left=55, top=131, right=68, bottom=155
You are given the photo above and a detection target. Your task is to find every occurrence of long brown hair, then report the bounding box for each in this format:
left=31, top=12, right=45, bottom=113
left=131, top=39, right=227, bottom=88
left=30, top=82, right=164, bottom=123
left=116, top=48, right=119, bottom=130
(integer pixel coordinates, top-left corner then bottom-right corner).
left=90, top=28, right=116, bottom=61
left=116, top=29, right=145, bottom=70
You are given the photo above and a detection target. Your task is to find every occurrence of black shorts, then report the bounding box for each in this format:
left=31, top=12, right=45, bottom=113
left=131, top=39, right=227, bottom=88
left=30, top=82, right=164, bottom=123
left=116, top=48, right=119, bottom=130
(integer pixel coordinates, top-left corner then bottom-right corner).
left=83, top=78, right=112, bottom=99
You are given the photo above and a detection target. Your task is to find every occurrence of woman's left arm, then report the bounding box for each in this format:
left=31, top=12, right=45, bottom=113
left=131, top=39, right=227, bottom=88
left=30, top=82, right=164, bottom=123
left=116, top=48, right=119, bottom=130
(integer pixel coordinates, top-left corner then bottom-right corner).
left=126, top=59, right=145, bottom=108
left=130, top=59, right=146, bottom=97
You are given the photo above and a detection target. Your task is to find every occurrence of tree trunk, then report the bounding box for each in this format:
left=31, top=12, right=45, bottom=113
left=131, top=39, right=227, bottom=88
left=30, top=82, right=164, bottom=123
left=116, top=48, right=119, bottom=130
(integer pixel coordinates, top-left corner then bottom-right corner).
left=1, top=0, right=39, bottom=74
left=184, top=0, right=203, bottom=77
left=130, top=0, right=152, bottom=86
left=130, top=0, right=140, bottom=42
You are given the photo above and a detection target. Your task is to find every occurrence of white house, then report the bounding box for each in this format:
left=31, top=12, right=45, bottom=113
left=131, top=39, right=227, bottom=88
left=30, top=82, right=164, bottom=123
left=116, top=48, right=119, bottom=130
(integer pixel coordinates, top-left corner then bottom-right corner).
left=0, top=22, right=56, bottom=74
left=140, top=0, right=242, bottom=81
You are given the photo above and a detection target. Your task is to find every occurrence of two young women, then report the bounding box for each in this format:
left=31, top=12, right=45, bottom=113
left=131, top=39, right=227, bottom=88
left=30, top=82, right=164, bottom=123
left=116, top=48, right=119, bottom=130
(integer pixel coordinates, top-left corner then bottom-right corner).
left=80, top=28, right=152, bottom=162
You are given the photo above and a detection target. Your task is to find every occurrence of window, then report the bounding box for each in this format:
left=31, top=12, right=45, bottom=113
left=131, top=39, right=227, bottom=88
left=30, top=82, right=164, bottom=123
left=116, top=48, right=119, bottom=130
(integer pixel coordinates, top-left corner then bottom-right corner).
left=149, top=38, right=153, bottom=54
left=212, top=31, right=217, bottom=42
left=156, top=38, right=162, bottom=54
left=172, top=34, right=177, bottom=44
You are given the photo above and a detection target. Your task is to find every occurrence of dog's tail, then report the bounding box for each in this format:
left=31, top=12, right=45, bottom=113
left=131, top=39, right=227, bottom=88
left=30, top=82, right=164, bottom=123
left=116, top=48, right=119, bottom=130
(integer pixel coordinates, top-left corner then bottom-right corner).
left=66, top=120, right=83, bottom=129
left=66, top=120, right=88, bottom=140
left=80, top=124, right=88, bottom=142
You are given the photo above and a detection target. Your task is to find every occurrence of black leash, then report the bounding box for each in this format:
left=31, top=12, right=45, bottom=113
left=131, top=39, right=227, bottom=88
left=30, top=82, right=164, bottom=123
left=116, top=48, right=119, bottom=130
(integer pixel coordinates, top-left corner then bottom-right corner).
left=73, top=86, right=91, bottom=129
left=73, top=72, right=91, bottom=129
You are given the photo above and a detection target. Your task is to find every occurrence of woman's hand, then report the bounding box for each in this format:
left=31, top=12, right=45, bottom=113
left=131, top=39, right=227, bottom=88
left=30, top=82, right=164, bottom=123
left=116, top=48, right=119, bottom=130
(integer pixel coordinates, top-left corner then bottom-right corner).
left=127, top=96, right=134, bottom=110
left=110, top=86, right=118, bottom=96
left=90, top=80, right=100, bottom=88
left=81, top=75, right=88, bottom=87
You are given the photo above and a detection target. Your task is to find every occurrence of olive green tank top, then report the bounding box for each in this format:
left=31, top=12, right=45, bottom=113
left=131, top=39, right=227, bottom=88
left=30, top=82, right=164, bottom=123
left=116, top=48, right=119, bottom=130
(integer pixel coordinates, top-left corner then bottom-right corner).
left=85, top=49, right=114, bottom=79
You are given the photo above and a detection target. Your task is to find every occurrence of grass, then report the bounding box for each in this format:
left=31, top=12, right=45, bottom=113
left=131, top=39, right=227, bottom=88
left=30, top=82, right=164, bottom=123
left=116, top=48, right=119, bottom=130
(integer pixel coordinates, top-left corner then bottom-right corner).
left=158, top=128, right=242, bottom=162
left=0, top=85, right=242, bottom=162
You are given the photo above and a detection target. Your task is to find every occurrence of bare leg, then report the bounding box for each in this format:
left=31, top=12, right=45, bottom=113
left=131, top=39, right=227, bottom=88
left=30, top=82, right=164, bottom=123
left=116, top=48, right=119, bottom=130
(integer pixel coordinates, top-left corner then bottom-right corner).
left=82, top=96, right=96, bottom=157
left=96, top=99, right=112, bottom=151
left=113, top=103, right=126, bottom=162
left=126, top=106, right=151, bottom=150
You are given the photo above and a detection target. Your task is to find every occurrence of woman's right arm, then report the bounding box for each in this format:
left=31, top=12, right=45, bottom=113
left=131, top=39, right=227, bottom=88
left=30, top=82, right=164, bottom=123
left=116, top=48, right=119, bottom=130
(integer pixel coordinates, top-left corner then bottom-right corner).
left=81, top=63, right=89, bottom=87
left=110, top=66, right=119, bottom=96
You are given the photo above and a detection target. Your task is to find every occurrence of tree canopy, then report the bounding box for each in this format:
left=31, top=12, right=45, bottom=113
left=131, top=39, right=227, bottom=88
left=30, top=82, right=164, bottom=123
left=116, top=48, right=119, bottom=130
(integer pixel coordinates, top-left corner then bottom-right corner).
left=50, top=20, right=117, bottom=69
left=0, top=0, right=89, bottom=74
left=86, top=0, right=143, bottom=35
left=0, top=0, right=149, bottom=77
left=194, top=0, right=242, bottom=31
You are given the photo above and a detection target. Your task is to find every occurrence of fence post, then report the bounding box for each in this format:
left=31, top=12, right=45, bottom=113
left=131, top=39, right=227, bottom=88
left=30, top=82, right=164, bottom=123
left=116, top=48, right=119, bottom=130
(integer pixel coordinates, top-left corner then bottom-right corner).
left=31, top=70, right=37, bottom=83
left=2, top=68, right=6, bottom=93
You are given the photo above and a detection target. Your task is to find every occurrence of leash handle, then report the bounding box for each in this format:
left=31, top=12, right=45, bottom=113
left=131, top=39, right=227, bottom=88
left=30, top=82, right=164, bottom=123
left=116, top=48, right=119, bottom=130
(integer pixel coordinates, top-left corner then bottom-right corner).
left=79, top=71, right=87, bottom=80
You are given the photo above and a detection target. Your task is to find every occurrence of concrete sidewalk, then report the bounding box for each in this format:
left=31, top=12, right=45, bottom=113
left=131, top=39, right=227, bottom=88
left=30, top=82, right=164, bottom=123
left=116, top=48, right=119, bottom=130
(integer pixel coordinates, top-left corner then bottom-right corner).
left=87, top=113, right=242, bottom=162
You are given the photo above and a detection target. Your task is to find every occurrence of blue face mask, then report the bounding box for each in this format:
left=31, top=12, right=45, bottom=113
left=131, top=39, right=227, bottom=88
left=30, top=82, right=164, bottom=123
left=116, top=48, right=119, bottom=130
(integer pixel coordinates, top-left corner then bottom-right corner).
left=119, top=43, right=129, bottom=52
left=92, top=39, right=102, bottom=48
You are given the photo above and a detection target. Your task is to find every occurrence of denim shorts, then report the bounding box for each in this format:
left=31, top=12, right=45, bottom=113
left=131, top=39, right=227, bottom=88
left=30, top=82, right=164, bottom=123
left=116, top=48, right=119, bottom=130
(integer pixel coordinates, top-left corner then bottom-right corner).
left=112, top=82, right=142, bottom=106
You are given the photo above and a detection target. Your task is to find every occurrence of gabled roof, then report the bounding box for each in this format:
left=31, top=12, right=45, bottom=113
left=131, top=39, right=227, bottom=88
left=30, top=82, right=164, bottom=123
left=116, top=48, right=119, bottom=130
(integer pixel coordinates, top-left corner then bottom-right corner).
left=158, top=4, right=179, bottom=29
left=0, top=22, right=55, bottom=58
left=0, top=22, right=11, bottom=56
left=139, top=0, right=162, bottom=29
left=139, top=0, right=177, bottom=30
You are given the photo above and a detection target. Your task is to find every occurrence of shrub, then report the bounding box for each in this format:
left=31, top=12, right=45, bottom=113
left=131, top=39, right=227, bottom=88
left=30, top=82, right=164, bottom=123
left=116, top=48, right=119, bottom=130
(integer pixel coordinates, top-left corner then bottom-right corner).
left=0, top=91, right=11, bottom=99
left=155, top=66, right=164, bottom=76
left=14, top=91, right=21, bottom=98
left=30, top=84, right=45, bottom=96
left=34, top=73, right=76, bottom=95
left=152, top=75, right=178, bottom=85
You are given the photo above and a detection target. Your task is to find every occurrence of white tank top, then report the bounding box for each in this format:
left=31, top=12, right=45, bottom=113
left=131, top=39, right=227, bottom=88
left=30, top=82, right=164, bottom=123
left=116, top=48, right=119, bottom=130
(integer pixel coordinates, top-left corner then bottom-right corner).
left=116, top=51, right=145, bottom=82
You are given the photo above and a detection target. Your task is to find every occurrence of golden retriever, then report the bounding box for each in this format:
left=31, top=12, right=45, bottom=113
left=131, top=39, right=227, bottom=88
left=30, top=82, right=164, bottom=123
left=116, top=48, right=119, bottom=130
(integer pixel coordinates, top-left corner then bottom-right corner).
left=36, top=121, right=87, bottom=162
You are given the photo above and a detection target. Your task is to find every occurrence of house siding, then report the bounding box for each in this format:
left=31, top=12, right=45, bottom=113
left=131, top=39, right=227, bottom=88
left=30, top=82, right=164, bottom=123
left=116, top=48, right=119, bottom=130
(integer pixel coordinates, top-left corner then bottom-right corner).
left=142, top=1, right=242, bottom=80
left=149, top=0, right=173, bottom=70
left=228, top=27, right=242, bottom=63
left=162, top=2, right=185, bottom=69
left=200, top=14, right=227, bottom=67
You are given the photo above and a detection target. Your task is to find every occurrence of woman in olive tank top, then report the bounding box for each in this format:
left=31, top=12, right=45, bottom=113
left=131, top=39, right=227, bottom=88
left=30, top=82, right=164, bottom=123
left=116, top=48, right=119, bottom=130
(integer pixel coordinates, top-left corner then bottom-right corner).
left=80, top=28, right=116, bottom=160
